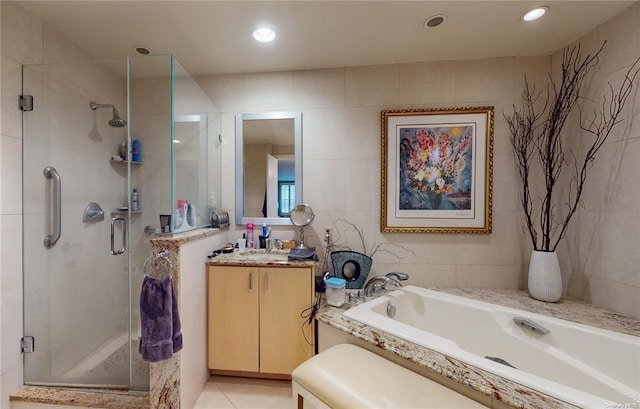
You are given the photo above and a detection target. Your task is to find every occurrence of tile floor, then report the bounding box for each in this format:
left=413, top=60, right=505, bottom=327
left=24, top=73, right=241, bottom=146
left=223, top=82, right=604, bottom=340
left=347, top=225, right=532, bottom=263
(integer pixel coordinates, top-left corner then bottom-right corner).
left=193, top=376, right=294, bottom=409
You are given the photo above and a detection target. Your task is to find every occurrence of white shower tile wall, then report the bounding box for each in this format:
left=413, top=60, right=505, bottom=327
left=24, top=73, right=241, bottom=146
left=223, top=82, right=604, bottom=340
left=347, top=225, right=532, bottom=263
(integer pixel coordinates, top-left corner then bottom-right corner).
left=1, top=2, right=130, bottom=406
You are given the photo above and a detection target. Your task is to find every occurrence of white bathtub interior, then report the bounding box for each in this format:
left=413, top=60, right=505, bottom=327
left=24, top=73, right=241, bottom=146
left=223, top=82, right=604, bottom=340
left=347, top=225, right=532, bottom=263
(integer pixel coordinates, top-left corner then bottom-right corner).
left=344, top=286, right=640, bottom=407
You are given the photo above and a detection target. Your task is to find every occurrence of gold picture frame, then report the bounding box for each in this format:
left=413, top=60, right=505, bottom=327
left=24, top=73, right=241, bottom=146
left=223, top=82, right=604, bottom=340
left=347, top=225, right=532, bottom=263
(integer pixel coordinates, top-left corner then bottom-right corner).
left=381, top=107, right=493, bottom=233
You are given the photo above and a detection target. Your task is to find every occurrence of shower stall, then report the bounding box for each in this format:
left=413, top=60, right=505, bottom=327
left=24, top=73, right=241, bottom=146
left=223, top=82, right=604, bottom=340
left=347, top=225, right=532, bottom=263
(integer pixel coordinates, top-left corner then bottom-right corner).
left=21, top=55, right=220, bottom=392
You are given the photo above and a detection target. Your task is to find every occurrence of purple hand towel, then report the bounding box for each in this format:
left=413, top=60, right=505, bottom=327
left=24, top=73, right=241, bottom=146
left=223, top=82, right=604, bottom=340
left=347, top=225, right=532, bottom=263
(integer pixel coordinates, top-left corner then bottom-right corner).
left=139, top=276, right=183, bottom=362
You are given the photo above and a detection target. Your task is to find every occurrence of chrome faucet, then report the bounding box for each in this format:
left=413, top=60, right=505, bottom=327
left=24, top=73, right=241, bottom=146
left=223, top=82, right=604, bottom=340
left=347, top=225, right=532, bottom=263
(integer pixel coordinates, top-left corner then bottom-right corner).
left=363, top=273, right=407, bottom=297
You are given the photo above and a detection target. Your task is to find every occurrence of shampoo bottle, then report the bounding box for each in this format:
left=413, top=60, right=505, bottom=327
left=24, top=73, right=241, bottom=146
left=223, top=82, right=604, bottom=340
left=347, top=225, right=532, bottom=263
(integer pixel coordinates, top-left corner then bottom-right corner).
left=132, top=139, right=141, bottom=162
left=247, top=223, right=254, bottom=249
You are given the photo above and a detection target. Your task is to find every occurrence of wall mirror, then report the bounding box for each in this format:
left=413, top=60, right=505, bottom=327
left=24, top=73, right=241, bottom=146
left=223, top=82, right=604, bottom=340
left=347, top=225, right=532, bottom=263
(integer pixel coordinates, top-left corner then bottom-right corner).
left=235, top=111, right=302, bottom=225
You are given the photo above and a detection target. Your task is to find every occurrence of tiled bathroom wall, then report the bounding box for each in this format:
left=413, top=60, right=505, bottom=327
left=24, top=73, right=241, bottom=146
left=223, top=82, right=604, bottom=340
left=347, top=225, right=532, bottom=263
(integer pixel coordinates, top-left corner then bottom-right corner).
left=195, top=2, right=639, bottom=319
left=195, top=55, right=551, bottom=292
left=2, top=1, right=639, bottom=407
left=556, top=2, right=640, bottom=318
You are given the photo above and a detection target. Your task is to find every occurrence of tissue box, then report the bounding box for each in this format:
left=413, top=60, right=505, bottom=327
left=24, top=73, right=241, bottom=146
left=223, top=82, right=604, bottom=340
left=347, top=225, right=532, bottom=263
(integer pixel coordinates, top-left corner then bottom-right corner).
left=325, top=277, right=346, bottom=307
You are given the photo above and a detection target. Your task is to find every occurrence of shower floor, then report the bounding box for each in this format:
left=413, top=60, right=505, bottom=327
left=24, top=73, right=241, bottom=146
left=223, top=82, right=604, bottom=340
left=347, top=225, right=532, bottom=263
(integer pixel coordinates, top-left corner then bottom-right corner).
left=61, top=332, right=149, bottom=389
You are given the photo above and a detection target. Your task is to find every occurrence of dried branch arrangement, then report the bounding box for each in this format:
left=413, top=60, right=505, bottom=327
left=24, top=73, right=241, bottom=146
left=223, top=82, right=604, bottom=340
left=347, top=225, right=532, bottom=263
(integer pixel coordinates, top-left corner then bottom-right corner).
left=328, top=218, right=415, bottom=259
left=505, top=42, right=640, bottom=252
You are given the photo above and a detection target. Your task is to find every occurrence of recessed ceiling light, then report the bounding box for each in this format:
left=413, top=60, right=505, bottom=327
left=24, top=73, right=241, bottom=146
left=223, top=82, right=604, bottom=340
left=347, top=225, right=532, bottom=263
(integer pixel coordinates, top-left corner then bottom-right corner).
left=133, top=45, right=152, bottom=55
left=253, top=27, right=276, bottom=43
left=522, top=6, right=548, bottom=22
left=424, top=14, right=447, bottom=29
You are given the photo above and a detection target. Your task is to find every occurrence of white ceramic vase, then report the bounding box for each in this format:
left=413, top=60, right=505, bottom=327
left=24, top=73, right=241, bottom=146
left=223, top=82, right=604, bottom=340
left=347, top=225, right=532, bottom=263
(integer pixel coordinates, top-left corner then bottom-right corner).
left=527, top=250, right=562, bottom=302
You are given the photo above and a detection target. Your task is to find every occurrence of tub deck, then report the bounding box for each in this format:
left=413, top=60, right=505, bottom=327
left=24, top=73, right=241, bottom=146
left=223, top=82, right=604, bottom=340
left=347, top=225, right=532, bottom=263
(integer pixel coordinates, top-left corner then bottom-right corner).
left=316, top=288, right=640, bottom=409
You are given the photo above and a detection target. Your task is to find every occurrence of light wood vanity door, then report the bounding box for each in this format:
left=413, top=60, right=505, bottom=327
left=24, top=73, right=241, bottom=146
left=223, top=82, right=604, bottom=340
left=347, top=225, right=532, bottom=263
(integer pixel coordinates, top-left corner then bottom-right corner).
left=259, top=267, right=313, bottom=374
left=208, top=266, right=259, bottom=372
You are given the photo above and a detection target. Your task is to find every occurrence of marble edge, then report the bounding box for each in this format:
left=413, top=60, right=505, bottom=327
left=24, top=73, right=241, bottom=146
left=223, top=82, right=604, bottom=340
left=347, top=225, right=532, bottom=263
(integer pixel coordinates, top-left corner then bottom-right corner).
left=10, top=386, right=149, bottom=409
left=316, top=305, right=579, bottom=409
left=149, top=227, right=220, bottom=246
left=206, top=258, right=317, bottom=267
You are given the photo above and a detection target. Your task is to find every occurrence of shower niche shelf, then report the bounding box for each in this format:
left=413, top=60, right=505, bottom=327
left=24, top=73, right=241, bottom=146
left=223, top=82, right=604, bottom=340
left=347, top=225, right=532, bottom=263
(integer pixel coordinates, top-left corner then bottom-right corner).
left=111, top=209, right=143, bottom=215
left=110, top=159, right=143, bottom=165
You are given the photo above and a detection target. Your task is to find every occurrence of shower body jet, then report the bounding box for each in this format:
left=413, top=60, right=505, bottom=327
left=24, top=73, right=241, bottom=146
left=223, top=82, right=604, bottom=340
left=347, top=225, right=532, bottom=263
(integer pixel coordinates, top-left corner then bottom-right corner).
left=89, top=101, right=127, bottom=128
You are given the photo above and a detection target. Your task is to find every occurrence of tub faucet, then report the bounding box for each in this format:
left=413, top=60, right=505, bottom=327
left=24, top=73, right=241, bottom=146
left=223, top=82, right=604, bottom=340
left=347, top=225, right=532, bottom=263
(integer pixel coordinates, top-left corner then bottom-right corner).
left=363, top=275, right=403, bottom=297
left=386, top=272, right=409, bottom=281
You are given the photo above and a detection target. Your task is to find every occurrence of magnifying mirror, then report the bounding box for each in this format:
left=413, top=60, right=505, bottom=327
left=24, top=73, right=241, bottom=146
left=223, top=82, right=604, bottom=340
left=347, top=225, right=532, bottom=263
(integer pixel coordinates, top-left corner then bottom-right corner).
left=290, top=204, right=314, bottom=249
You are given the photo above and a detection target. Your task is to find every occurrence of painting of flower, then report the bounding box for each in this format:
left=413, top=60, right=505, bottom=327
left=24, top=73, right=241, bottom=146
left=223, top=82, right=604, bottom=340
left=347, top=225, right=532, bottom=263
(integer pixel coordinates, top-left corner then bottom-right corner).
left=381, top=107, right=493, bottom=233
left=399, top=126, right=473, bottom=210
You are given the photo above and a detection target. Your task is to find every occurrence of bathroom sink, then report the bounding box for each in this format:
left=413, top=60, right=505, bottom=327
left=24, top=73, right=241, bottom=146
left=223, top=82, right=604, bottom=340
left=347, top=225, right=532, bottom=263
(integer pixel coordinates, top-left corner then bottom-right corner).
left=237, top=249, right=290, bottom=261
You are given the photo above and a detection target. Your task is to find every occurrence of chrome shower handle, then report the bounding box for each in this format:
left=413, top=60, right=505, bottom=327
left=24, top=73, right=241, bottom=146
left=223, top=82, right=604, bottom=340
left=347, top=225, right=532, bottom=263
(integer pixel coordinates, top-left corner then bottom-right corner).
left=111, top=216, right=126, bottom=255
left=43, top=166, right=61, bottom=248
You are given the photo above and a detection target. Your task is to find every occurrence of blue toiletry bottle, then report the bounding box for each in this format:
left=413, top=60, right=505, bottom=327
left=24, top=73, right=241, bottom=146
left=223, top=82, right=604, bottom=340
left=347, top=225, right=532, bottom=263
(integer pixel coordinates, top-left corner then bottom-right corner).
left=132, top=139, right=141, bottom=162
left=262, top=223, right=267, bottom=237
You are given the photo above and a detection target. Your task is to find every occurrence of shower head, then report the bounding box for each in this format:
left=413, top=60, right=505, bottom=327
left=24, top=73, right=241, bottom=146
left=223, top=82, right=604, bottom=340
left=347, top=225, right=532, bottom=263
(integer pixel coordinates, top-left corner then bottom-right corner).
left=89, top=101, right=127, bottom=128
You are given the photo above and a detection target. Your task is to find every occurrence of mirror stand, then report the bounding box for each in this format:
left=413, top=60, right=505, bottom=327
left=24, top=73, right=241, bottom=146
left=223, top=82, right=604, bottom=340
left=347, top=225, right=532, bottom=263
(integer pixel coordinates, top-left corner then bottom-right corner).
left=297, top=226, right=308, bottom=249
left=290, top=204, right=314, bottom=249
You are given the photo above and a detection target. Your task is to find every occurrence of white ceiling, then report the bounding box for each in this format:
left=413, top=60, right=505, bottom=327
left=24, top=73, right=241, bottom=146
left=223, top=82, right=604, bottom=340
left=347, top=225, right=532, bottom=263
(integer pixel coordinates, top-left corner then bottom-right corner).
left=18, top=1, right=635, bottom=77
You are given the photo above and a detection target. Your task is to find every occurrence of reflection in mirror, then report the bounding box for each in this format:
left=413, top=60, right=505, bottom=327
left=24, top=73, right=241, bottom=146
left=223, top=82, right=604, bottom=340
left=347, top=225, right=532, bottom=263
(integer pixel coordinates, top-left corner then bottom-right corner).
left=236, top=112, right=302, bottom=226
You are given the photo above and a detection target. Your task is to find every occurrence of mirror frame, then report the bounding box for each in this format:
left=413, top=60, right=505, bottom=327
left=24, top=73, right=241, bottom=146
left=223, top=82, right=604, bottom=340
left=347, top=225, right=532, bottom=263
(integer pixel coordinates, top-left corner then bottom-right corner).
left=235, top=111, right=302, bottom=226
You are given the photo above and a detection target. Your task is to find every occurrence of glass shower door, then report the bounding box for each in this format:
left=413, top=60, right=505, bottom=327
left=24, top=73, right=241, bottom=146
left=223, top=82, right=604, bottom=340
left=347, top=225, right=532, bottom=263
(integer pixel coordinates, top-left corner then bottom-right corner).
left=22, top=60, right=133, bottom=388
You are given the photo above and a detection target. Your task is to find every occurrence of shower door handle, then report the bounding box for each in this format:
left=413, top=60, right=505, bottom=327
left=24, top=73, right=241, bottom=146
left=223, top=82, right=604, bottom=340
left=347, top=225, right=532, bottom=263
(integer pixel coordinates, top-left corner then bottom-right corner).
left=43, top=166, right=61, bottom=248
left=111, top=216, right=126, bottom=255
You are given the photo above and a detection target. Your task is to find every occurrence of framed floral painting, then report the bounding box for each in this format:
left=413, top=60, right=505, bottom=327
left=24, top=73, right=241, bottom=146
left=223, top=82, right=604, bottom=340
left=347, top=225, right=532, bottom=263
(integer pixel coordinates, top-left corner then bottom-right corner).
left=381, top=107, right=493, bottom=233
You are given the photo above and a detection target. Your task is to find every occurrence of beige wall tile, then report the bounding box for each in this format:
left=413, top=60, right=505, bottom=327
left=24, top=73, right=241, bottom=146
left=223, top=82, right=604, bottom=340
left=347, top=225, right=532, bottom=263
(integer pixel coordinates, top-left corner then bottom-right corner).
left=346, top=64, right=399, bottom=107
left=0, top=215, right=23, bottom=374
left=1, top=56, right=22, bottom=139
left=456, top=211, right=522, bottom=266
left=293, top=68, right=345, bottom=109
left=398, top=61, right=456, bottom=105
left=456, top=265, right=523, bottom=289
left=589, top=276, right=640, bottom=319
left=196, top=74, right=243, bottom=113
left=302, top=108, right=349, bottom=160
left=43, top=24, right=91, bottom=64
left=302, top=159, right=347, bottom=212
left=242, top=72, right=293, bottom=112
left=344, top=158, right=379, bottom=212
left=400, top=264, right=458, bottom=288
left=0, top=134, right=21, bottom=215
left=513, top=55, right=551, bottom=101
left=455, top=57, right=515, bottom=103
left=491, top=153, right=518, bottom=213
left=599, top=211, right=640, bottom=287
left=1, top=1, right=43, bottom=65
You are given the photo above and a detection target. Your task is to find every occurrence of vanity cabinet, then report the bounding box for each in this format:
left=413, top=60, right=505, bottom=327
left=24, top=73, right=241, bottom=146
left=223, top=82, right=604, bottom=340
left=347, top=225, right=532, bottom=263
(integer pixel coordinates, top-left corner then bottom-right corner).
left=207, top=264, right=315, bottom=376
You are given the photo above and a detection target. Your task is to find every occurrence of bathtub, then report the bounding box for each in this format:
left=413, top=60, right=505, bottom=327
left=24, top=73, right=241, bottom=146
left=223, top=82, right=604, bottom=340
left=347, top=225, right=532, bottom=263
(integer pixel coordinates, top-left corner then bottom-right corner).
left=343, top=286, right=640, bottom=408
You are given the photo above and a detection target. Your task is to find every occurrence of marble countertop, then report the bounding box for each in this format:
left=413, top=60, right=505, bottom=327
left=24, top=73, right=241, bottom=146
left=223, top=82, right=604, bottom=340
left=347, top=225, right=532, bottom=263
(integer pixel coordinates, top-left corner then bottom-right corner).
left=206, top=248, right=318, bottom=267
left=316, top=288, right=640, bottom=409
left=149, top=227, right=220, bottom=246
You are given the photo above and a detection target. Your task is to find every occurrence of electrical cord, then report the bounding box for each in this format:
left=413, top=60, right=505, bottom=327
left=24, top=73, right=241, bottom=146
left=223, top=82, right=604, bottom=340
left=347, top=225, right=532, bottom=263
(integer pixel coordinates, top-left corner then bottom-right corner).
left=300, top=293, right=322, bottom=346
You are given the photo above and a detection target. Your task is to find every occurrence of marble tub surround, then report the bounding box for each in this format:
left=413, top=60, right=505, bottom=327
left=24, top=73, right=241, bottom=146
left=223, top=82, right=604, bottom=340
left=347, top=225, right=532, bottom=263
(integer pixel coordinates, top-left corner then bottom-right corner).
left=316, top=288, right=640, bottom=409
